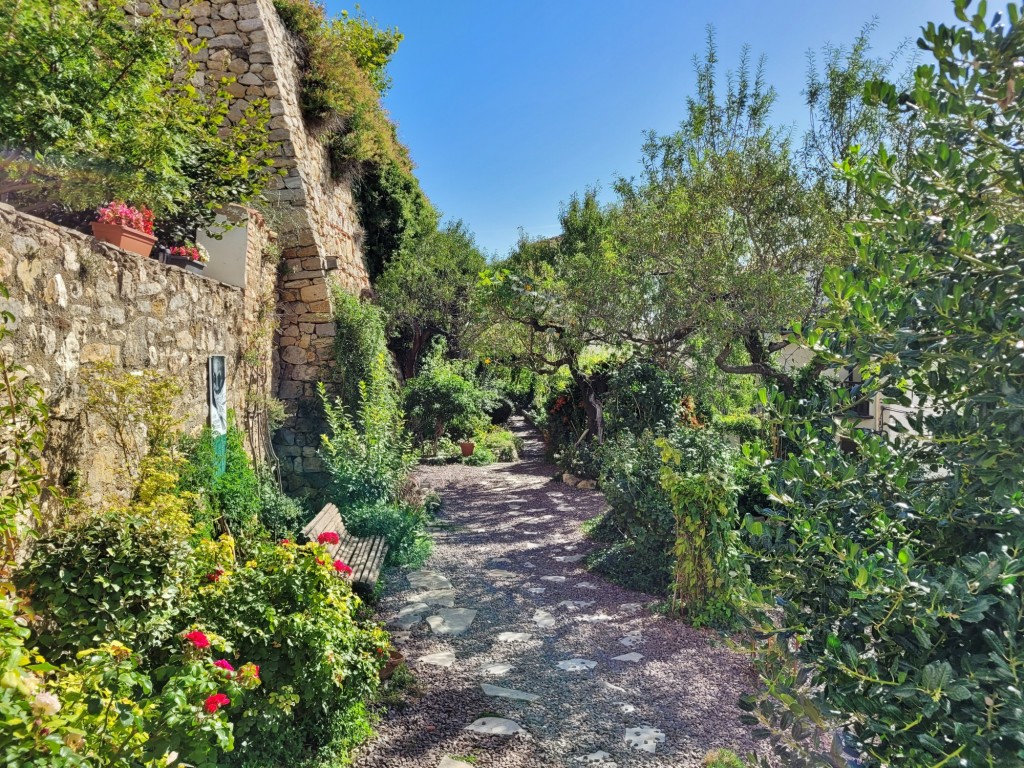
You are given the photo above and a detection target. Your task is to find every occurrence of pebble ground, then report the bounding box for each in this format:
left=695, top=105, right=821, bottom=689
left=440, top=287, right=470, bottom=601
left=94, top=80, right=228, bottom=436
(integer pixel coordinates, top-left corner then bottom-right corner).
left=352, top=419, right=764, bottom=768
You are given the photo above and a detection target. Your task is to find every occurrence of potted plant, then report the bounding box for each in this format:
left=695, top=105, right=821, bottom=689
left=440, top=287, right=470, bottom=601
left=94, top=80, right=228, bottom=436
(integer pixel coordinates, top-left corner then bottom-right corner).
left=459, top=439, right=476, bottom=457
left=167, top=242, right=210, bottom=274
left=379, top=649, right=405, bottom=681
left=91, top=201, right=156, bottom=258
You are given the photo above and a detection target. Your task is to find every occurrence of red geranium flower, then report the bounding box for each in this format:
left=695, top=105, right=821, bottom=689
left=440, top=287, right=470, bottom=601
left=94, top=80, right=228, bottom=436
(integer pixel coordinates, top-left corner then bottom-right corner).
left=213, top=659, right=234, bottom=672
left=280, top=538, right=291, bottom=546
left=333, top=559, right=352, bottom=575
left=316, top=557, right=327, bottom=566
left=185, top=630, right=210, bottom=649
left=317, top=531, right=340, bottom=546
left=206, top=568, right=225, bottom=582
left=204, top=693, right=230, bottom=713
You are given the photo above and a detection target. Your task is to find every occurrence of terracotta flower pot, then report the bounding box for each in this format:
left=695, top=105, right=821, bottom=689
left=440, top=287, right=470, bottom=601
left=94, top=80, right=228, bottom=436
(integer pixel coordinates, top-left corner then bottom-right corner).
left=91, top=221, right=157, bottom=258
left=460, top=440, right=476, bottom=457
left=379, top=649, right=405, bottom=681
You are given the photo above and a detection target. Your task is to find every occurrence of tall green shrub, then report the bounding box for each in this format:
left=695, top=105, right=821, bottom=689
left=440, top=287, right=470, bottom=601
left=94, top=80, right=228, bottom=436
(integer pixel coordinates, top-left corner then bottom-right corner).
left=743, top=5, right=1024, bottom=766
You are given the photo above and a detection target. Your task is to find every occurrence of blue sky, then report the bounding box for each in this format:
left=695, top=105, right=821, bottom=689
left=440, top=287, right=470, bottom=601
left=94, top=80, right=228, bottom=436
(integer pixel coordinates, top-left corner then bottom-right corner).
left=330, top=1, right=956, bottom=257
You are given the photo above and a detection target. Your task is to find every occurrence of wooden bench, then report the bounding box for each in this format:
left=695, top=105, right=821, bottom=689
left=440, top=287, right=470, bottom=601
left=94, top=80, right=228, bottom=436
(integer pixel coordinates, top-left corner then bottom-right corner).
left=302, top=503, right=388, bottom=590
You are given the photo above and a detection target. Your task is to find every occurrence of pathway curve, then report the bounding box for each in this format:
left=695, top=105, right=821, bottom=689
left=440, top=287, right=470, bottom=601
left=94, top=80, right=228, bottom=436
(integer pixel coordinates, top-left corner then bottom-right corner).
left=354, top=418, right=762, bottom=768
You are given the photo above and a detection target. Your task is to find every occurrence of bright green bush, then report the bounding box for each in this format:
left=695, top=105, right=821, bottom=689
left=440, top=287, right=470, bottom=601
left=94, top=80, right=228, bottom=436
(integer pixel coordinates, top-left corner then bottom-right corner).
left=341, top=501, right=431, bottom=568
left=254, top=468, right=308, bottom=540
left=478, top=427, right=521, bottom=462
left=702, top=749, right=745, bottom=768
left=402, top=340, right=493, bottom=448
left=330, top=288, right=399, bottom=422
left=605, top=358, right=683, bottom=437
left=184, top=539, right=388, bottom=767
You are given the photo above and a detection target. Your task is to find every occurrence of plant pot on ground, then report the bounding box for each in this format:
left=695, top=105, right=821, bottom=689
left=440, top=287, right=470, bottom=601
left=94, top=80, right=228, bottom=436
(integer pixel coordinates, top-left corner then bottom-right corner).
left=459, top=440, right=475, bottom=457
left=379, top=649, right=405, bottom=680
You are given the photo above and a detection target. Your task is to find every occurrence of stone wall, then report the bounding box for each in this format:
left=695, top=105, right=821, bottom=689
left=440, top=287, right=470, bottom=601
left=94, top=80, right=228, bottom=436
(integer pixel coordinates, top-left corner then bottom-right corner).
left=164, top=0, right=373, bottom=492
left=0, top=203, right=278, bottom=512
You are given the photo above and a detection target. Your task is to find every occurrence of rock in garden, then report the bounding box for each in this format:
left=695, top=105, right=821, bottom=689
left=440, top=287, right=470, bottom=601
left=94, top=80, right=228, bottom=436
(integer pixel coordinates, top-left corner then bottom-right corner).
left=464, top=717, right=526, bottom=735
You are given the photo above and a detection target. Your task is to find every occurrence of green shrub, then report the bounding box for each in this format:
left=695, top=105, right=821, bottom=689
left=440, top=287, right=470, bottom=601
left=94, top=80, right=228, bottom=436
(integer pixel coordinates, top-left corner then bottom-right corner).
left=16, top=464, right=194, bottom=661
left=255, top=468, right=308, bottom=540
left=320, top=379, right=413, bottom=510
left=402, top=340, right=493, bottom=448
left=711, top=411, right=766, bottom=445
left=341, top=501, right=431, bottom=568
left=331, top=289, right=399, bottom=421
left=478, top=427, right=521, bottom=462
left=702, top=748, right=745, bottom=768
left=605, top=358, right=683, bottom=437
left=184, top=539, right=388, bottom=767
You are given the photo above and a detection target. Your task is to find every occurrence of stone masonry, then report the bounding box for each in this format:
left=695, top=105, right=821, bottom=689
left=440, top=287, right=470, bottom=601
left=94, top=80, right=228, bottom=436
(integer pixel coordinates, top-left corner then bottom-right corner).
left=0, top=203, right=277, bottom=514
left=154, top=0, right=374, bottom=493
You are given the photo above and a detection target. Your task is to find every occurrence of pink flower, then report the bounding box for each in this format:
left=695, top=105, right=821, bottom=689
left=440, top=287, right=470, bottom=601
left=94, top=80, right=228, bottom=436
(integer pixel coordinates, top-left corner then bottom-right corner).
left=204, top=693, right=230, bottom=714
left=213, top=659, right=234, bottom=672
left=96, top=201, right=154, bottom=234
left=318, top=531, right=340, bottom=546
left=333, top=560, right=352, bottom=575
left=185, top=630, right=210, bottom=649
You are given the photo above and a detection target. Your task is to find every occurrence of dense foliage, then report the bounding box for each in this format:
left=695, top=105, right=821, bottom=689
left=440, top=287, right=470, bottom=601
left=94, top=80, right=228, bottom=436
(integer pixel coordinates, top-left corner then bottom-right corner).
left=0, top=0, right=277, bottom=242
left=742, top=4, right=1024, bottom=766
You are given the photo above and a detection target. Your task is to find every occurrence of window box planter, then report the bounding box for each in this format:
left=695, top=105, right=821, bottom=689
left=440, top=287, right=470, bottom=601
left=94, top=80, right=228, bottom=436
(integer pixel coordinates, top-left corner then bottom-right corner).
left=166, top=254, right=207, bottom=274
left=91, top=221, right=157, bottom=259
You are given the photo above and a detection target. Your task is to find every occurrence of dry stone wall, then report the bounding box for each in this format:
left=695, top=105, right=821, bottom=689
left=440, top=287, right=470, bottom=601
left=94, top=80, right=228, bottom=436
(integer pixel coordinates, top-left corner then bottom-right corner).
left=0, top=203, right=277, bottom=512
left=162, top=0, right=373, bottom=492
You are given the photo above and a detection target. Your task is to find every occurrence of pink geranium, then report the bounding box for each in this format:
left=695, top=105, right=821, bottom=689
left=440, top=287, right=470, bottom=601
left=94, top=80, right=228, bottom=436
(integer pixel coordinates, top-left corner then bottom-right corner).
left=204, top=693, right=230, bottom=714
left=213, top=659, right=234, bottom=672
left=317, top=531, right=340, bottom=546
left=333, top=560, right=352, bottom=576
left=169, top=242, right=210, bottom=264
left=96, top=201, right=154, bottom=235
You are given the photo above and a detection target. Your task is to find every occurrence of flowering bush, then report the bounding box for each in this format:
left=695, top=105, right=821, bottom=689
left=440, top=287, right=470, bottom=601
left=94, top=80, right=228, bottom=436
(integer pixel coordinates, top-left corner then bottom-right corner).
left=169, top=242, right=210, bottom=264
left=95, top=200, right=154, bottom=234
left=185, top=538, right=386, bottom=766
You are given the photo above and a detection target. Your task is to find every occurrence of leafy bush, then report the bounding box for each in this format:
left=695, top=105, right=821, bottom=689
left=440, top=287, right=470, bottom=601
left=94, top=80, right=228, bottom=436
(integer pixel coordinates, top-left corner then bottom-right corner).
left=17, top=460, right=194, bottom=661
left=402, top=340, right=493, bottom=448
left=331, top=288, right=398, bottom=421
left=320, top=379, right=413, bottom=510
left=184, top=539, right=387, bottom=767
left=742, top=7, right=1024, bottom=766
left=255, top=468, right=308, bottom=540
left=341, top=501, right=431, bottom=568
left=605, top=358, right=683, bottom=437
left=702, top=749, right=745, bottom=768
left=478, top=427, right=521, bottom=462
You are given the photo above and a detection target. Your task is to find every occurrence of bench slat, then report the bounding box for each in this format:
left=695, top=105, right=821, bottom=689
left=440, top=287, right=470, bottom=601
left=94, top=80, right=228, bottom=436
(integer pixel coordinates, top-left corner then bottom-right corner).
left=301, top=504, right=387, bottom=589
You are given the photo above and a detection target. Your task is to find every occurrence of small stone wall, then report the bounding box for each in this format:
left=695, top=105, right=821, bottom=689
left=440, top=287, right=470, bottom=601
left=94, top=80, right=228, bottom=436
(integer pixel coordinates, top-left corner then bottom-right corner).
left=162, top=0, right=374, bottom=492
left=0, top=203, right=277, bottom=513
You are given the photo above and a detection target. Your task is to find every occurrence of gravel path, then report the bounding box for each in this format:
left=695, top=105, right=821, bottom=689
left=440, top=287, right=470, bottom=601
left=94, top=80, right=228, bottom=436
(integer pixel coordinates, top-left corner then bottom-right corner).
left=353, top=419, right=763, bottom=768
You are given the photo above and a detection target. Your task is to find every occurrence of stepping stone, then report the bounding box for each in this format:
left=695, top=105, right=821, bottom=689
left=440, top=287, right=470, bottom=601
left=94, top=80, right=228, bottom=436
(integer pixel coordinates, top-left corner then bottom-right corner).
left=615, top=701, right=636, bottom=714
left=523, top=562, right=536, bottom=568
left=553, top=554, right=586, bottom=563
left=533, top=609, right=556, bottom=628
left=409, top=570, right=453, bottom=590
left=624, top=726, right=665, bottom=753
left=426, top=608, right=478, bottom=636
left=398, top=602, right=429, bottom=617
left=481, top=683, right=540, bottom=702
left=479, top=662, right=513, bottom=676
left=576, top=751, right=614, bottom=764
left=440, top=758, right=475, bottom=768
left=557, top=600, right=595, bottom=611
left=619, top=603, right=642, bottom=612
left=465, top=717, right=525, bottom=735
left=411, top=589, right=457, bottom=607
left=556, top=658, right=597, bottom=672
left=393, top=608, right=426, bottom=630
left=541, top=576, right=566, bottom=583
left=496, top=631, right=532, bottom=643
left=577, top=613, right=614, bottom=623
left=575, top=582, right=598, bottom=590
left=612, top=652, right=643, bottom=663
left=486, top=569, right=517, bottom=579
left=418, top=651, right=457, bottom=668
left=526, top=587, right=546, bottom=594
left=619, top=631, right=643, bottom=648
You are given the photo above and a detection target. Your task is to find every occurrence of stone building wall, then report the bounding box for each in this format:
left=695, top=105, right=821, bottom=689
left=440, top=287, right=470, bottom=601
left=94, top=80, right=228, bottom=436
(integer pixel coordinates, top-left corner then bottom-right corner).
left=167, top=0, right=373, bottom=492
left=0, top=203, right=278, bottom=512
